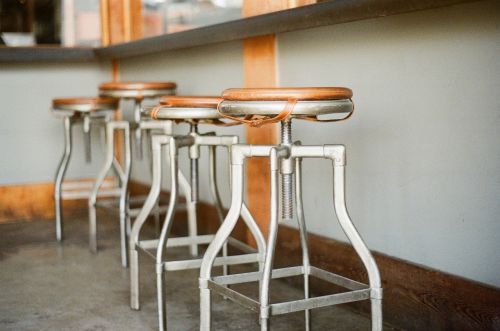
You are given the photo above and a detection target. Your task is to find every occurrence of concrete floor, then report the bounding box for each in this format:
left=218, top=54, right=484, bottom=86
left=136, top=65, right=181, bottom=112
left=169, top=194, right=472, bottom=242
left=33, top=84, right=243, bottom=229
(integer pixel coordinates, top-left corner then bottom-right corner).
left=0, top=209, right=387, bottom=330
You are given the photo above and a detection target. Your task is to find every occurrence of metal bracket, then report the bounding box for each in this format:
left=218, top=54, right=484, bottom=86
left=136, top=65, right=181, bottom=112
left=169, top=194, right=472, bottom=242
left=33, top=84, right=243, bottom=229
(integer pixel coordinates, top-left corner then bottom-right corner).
left=83, top=114, right=92, bottom=163
left=323, top=145, right=346, bottom=166
left=199, top=278, right=209, bottom=289
left=371, top=287, right=383, bottom=300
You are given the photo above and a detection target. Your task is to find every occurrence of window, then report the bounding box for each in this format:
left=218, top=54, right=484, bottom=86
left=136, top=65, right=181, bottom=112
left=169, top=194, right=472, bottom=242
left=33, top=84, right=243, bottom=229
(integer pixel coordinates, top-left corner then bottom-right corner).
left=0, top=0, right=101, bottom=47
left=141, top=0, right=242, bottom=38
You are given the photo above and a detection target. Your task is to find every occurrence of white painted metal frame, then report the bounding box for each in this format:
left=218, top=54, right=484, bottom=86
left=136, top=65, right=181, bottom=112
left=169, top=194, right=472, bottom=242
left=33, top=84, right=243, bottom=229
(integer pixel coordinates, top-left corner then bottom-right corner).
left=129, top=130, right=266, bottom=331
left=86, top=88, right=176, bottom=267
left=88, top=120, right=132, bottom=266
left=199, top=143, right=383, bottom=331
left=53, top=111, right=120, bottom=243
left=99, top=88, right=176, bottom=160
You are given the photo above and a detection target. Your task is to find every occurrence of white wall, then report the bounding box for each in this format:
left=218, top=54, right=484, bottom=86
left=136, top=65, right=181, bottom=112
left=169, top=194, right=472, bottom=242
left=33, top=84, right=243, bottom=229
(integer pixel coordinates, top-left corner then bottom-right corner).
left=0, top=62, right=111, bottom=185
left=277, top=0, right=500, bottom=287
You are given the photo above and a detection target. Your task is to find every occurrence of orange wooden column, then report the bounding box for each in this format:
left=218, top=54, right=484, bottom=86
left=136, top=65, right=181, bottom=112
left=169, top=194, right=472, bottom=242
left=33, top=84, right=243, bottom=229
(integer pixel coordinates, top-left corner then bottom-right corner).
left=242, top=2, right=287, bottom=240
left=100, top=0, right=142, bottom=162
left=242, top=0, right=317, bottom=240
left=100, top=0, right=142, bottom=45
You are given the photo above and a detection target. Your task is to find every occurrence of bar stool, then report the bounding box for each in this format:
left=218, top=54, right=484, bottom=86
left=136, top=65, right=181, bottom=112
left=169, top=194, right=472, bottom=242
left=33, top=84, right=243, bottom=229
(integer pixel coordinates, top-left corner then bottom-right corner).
left=52, top=97, right=122, bottom=243
left=98, top=81, right=177, bottom=158
left=199, top=88, right=383, bottom=330
left=129, top=96, right=266, bottom=331
left=90, top=82, right=176, bottom=267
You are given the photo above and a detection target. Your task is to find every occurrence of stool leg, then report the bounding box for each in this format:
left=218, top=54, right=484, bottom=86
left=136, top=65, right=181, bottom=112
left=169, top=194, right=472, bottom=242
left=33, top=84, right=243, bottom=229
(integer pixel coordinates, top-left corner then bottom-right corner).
left=240, top=203, right=267, bottom=257
left=295, top=157, right=311, bottom=331
left=259, top=147, right=283, bottom=331
left=118, top=124, right=131, bottom=267
left=179, top=168, right=198, bottom=257
left=156, top=138, right=180, bottom=331
left=83, top=114, right=92, bottom=163
left=146, top=130, right=162, bottom=236
left=200, top=161, right=245, bottom=331
left=54, top=116, right=73, bottom=241
left=208, top=146, right=228, bottom=275
left=154, top=199, right=161, bottom=236
left=88, top=122, right=115, bottom=254
left=240, top=202, right=267, bottom=299
left=329, top=148, right=382, bottom=331
left=133, top=99, right=144, bottom=160
left=129, top=135, right=164, bottom=310
left=111, top=150, right=131, bottom=261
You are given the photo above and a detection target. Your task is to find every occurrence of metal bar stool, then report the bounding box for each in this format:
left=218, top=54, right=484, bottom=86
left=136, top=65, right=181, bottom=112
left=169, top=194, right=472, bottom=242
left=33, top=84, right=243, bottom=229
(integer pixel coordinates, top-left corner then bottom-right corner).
left=91, top=82, right=177, bottom=267
left=98, top=82, right=177, bottom=159
left=199, top=88, right=383, bottom=331
left=52, top=97, right=122, bottom=242
left=129, top=96, right=266, bottom=331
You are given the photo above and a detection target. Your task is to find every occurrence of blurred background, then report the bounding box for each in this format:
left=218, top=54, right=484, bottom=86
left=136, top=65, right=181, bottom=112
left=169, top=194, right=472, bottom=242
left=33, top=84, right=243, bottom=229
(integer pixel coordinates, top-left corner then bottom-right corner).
left=0, top=0, right=245, bottom=46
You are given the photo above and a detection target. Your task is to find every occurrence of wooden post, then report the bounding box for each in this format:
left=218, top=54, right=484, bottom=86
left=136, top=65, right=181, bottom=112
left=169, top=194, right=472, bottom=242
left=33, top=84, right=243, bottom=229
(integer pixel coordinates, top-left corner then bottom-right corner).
left=242, top=0, right=317, bottom=241
left=100, top=0, right=142, bottom=45
left=100, top=0, right=142, bottom=163
left=242, top=1, right=287, bottom=241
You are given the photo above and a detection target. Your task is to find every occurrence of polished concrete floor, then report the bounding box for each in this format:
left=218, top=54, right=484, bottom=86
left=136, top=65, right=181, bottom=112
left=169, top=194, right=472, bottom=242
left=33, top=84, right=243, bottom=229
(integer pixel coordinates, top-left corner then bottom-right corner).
left=0, top=209, right=388, bottom=330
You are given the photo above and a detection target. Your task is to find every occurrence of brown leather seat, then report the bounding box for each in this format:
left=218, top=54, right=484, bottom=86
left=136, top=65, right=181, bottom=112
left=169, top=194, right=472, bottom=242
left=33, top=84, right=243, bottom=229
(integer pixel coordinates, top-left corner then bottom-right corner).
left=218, top=87, right=354, bottom=127
left=145, top=96, right=229, bottom=123
left=222, top=87, right=352, bottom=101
left=52, top=97, right=119, bottom=112
left=99, top=82, right=177, bottom=91
left=159, top=96, right=221, bottom=108
left=99, top=82, right=177, bottom=99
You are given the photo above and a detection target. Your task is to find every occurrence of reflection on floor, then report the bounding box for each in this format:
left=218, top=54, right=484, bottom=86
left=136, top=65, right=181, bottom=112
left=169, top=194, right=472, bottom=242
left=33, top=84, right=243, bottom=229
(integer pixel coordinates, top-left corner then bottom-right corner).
left=0, top=209, right=388, bottom=331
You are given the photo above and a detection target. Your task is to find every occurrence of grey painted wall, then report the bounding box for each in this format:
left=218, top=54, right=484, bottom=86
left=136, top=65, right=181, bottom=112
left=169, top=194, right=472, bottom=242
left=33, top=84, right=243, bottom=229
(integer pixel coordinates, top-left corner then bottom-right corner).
left=0, top=62, right=111, bottom=185
left=277, top=0, right=500, bottom=287
left=120, top=1, right=500, bottom=287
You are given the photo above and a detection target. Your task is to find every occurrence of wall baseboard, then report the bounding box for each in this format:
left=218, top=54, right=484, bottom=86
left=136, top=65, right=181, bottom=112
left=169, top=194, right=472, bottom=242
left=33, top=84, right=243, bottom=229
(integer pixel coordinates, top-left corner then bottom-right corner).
left=0, top=178, right=114, bottom=224
left=0, top=182, right=55, bottom=223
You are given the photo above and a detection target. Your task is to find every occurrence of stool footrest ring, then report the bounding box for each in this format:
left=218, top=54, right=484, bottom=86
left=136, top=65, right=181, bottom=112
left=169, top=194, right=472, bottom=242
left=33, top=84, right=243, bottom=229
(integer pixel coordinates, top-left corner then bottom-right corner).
left=164, top=253, right=260, bottom=272
left=135, top=235, right=259, bottom=271
left=206, top=265, right=372, bottom=316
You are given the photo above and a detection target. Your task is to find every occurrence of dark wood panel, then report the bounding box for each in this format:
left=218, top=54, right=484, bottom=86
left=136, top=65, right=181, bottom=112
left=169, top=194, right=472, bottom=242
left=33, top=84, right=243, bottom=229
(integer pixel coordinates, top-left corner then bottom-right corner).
left=95, top=0, right=480, bottom=59
left=0, top=47, right=95, bottom=62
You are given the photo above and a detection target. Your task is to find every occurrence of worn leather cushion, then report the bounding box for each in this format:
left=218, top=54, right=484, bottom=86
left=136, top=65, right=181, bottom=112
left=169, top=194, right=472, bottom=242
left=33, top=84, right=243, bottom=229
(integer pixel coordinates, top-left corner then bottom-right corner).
left=52, top=97, right=118, bottom=108
left=159, top=96, right=221, bottom=108
left=222, top=87, right=352, bottom=101
left=99, top=81, right=177, bottom=91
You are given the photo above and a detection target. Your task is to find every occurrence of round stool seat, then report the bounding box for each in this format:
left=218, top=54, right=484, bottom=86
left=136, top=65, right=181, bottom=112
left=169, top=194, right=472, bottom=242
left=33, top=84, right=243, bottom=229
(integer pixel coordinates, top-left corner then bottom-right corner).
left=219, top=87, right=353, bottom=118
left=145, top=96, right=222, bottom=123
left=99, top=81, right=177, bottom=99
left=52, top=97, right=118, bottom=113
